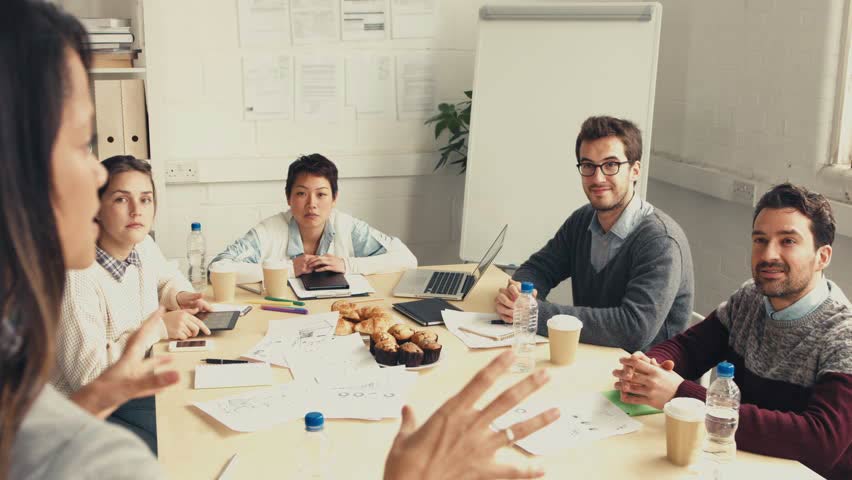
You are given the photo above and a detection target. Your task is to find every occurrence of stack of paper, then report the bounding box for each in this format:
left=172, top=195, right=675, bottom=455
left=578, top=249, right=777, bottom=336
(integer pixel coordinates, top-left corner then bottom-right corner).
left=442, top=310, right=549, bottom=349
left=194, top=363, right=273, bottom=390
left=242, top=312, right=338, bottom=367
left=194, top=368, right=418, bottom=431
left=491, top=393, right=642, bottom=455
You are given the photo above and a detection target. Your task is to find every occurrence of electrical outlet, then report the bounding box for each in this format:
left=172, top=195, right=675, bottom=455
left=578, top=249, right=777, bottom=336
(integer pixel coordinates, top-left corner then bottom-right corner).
left=165, top=161, right=199, bottom=184
left=732, top=180, right=755, bottom=205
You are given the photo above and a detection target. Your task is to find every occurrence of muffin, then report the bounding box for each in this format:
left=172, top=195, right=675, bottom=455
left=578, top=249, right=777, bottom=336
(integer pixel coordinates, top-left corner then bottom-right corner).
left=411, top=331, right=439, bottom=348
left=374, top=340, right=399, bottom=366
left=387, top=324, right=415, bottom=344
left=370, top=332, right=395, bottom=354
left=399, top=342, right=424, bottom=368
left=420, top=341, right=443, bottom=365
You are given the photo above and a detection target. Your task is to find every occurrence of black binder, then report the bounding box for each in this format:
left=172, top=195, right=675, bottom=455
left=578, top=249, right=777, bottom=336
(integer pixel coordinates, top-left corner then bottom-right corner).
left=392, top=298, right=462, bottom=326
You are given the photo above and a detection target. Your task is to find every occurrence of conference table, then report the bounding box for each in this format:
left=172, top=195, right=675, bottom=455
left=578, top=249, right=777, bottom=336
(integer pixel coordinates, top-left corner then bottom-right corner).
left=154, top=265, right=819, bottom=479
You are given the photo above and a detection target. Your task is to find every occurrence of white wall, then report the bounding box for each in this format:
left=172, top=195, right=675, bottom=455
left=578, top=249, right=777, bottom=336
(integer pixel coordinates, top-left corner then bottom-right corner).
left=142, top=0, right=487, bottom=265
left=646, top=0, right=852, bottom=313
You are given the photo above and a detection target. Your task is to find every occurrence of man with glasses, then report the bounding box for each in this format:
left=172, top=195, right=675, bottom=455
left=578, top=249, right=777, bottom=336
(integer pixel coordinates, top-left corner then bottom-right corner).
left=494, top=115, right=694, bottom=352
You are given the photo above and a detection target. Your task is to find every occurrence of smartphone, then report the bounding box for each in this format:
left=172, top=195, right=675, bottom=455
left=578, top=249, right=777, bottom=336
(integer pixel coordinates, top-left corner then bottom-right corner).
left=168, top=340, right=213, bottom=352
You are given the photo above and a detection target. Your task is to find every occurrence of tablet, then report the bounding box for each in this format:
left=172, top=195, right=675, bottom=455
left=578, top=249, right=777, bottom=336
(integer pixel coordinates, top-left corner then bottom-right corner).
left=196, top=311, right=239, bottom=331
left=300, top=271, right=350, bottom=291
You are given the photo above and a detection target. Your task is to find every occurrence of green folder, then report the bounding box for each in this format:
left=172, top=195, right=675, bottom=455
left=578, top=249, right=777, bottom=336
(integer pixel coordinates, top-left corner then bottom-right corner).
left=602, top=389, right=663, bottom=416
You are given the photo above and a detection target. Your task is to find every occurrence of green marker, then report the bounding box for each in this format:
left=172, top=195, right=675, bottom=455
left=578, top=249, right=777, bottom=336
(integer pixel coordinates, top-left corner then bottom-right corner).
left=264, top=296, right=306, bottom=306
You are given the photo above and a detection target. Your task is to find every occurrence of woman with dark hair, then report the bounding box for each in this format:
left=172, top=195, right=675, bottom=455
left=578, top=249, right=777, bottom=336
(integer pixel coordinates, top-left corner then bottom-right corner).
left=209, top=153, right=418, bottom=284
left=0, top=2, right=178, bottom=478
left=53, top=155, right=213, bottom=453
left=1, top=2, right=558, bottom=479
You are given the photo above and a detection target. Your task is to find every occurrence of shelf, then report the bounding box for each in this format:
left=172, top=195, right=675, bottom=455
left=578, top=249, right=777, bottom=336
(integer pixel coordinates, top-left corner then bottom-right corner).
left=89, top=67, right=147, bottom=77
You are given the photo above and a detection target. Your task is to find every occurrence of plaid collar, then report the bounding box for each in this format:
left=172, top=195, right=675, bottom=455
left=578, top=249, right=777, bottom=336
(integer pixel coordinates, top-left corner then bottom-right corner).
left=95, top=245, right=141, bottom=281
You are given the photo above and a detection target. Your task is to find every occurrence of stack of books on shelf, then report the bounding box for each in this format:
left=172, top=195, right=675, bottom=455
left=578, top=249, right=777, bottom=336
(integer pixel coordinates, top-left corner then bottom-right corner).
left=81, top=17, right=139, bottom=69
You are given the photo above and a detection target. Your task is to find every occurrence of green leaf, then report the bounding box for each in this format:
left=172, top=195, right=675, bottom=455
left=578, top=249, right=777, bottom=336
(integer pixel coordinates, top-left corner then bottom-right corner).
left=424, top=112, right=444, bottom=125
left=438, top=103, right=453, bottom=114
left=464, top=90, right=472, bottom=99
left=434, top=120, right=447, bottom=139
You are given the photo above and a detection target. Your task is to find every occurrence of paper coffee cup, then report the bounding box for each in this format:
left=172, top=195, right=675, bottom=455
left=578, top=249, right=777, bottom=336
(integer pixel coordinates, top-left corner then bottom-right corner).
left=262, top=260, right=289, bottom=298
left=547, top=315, right=582, bottom=365
left=663, top=397, right=705, bottom=466
left=209, top=262, right=237, bottom=303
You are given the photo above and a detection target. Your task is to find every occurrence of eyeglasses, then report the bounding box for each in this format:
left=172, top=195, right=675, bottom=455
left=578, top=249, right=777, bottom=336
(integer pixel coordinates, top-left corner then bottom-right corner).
left=576, top=161, right=630, bottom=177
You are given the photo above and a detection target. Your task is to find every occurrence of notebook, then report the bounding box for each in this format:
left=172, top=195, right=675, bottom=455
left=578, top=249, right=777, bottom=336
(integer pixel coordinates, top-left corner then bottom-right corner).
left=392, top=298, right=462, bottom=326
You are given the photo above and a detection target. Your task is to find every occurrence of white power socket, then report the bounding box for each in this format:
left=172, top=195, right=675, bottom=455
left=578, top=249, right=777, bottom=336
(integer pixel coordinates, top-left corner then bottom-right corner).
left=165, top=161, right=199, bottom=184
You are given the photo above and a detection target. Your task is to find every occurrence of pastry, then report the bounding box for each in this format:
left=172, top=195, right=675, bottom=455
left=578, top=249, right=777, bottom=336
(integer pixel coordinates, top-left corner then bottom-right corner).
left=334, top=303, right=361, bottom=322
left=357, top=305, right=384, bottom=319
left=374, top=340, right=399, bottom=366
left=399, top=342, right=424, bottom=368
left=411, top=330, right=439, bottom=348
left=370, top=332, right=395, bottom=354
left=335, top=318, right=356, bottom=335
left=387, top=324, right=415, bottom=344
left=420, top=341, right=442, bottom=364
left=354, top=315, right=393, bottom=335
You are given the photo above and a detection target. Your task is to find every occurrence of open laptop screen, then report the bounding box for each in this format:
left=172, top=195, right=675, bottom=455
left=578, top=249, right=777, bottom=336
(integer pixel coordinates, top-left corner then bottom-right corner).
left=473, top=224, right=508, bottom=279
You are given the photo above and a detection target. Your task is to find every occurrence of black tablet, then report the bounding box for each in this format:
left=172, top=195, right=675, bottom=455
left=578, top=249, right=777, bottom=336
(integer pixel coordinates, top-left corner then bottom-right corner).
left=300, top=271, right=349, bottom=291
left=196, top=311, right=239, bottom=331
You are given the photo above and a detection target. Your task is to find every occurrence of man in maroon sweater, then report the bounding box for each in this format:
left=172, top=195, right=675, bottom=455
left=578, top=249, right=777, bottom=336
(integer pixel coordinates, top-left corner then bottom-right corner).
left=611, top=183, right=852, bottom=479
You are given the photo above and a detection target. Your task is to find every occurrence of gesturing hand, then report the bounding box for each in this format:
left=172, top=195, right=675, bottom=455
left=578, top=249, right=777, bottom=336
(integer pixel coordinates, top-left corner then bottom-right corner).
left=70, top=307, right=180, bottom=419
left=163, top=308, right=210, bottom=339
left=384, top=351, right=560, bottom=480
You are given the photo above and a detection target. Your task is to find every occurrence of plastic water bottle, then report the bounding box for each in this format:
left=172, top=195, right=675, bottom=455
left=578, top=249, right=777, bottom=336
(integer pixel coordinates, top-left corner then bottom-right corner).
left=298, top=412, right=332, bottom=479
left=703, top=361, right=741, bottom=477
left=512, top=281, right=538, bottom=373
left=186, top=222, right=206, bottom=292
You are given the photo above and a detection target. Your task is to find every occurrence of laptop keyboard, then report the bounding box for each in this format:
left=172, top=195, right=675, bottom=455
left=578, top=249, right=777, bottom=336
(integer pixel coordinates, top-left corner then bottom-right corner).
left=425, top=271, right=465, bottom=295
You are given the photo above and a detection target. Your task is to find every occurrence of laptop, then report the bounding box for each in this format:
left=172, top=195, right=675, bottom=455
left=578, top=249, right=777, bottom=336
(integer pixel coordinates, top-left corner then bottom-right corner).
left=393, top=225, right=507, bottom=300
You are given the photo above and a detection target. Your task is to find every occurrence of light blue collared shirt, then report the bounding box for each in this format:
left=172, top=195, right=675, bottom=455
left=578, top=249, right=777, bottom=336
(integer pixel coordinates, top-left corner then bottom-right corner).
left=763, top=276, right=831, bottom=321
left=588, top=194, right=655, bottom=272
left=286, top=215, right=386, bottom=259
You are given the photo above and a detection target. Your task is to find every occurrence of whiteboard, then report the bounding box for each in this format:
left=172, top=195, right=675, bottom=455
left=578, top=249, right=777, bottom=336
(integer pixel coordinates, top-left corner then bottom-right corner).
left=460, top=3, right=662, bottom=265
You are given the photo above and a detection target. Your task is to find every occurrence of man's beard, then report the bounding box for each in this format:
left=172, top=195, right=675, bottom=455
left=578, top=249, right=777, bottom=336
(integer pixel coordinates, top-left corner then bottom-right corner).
left=588, top=187, right=630, bottom=213
left=753, top=261, right=811, bottom=299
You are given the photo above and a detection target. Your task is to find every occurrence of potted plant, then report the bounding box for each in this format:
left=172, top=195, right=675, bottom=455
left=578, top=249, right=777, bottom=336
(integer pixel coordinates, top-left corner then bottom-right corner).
left=424, top=90, right=471, bottom=173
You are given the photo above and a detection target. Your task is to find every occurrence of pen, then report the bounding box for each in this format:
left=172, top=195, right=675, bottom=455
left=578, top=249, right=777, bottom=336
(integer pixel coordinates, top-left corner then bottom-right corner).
left=261, top=305, right=308, bottom=315
left=238, top=284, right=262, bottom=295
left=263, top=296, right=306, bottom=306
left=218, top=453, right=238, bottom=480
left=491, top=319, right=509, bottom=325
left=203, top=359, right=249, bottom=364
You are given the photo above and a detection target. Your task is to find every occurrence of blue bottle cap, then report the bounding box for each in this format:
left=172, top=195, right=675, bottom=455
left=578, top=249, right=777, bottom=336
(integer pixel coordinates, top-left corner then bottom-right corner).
left=191, top=222, right=201, bottom=231
left=520, top=282, right=534, bottom=294
left=305, top=411, right=324, bottom=431
left=716, top=361, right=734, bottom=378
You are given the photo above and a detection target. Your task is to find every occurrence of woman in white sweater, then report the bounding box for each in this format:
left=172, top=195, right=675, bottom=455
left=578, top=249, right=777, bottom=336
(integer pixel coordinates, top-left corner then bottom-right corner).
left=54, top=155, right=212, bottom=454
left=209, top=154, right=418, bottom=284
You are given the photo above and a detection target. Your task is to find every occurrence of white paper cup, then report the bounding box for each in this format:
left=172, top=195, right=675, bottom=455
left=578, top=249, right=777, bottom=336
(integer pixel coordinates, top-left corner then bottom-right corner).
left=663, top=397, right=705, bottom=466
left=209, top=262, right=237, bottom=303
left=262, top=260, right=289, bottom=298
left=547, top=315, right=583, bottom=365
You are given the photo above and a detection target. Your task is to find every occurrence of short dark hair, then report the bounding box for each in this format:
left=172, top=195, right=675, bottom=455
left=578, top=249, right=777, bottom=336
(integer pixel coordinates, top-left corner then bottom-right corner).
left=753, top=183, right=836, bottom=248
left=285, top=154, right=339, bottom=199
left=98, top=155, right=155, bottom=200
left=575, top=116, right=643, bottom=164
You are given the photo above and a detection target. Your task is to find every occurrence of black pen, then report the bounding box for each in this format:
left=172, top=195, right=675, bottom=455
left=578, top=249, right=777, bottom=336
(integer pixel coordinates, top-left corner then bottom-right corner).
left=202, top=359, right=248, bottom=364
left=491, top=319, right=509, bottom=325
